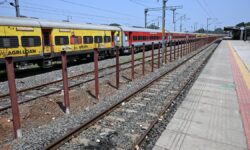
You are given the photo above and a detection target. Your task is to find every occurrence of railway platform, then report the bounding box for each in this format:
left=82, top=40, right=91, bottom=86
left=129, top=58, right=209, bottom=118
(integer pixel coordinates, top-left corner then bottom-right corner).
left=153, top=40, right=250, bottom=150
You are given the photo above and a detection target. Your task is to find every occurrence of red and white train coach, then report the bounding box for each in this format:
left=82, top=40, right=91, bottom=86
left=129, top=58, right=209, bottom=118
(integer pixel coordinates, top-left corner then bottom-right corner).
left=118, top=26, right=196, bottom=54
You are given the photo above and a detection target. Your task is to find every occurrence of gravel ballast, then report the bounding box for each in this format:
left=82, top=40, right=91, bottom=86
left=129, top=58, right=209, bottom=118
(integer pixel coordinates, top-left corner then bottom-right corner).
left=0, top=50, right=157, bottom=95
left=9, top=42, right=219, bottom=149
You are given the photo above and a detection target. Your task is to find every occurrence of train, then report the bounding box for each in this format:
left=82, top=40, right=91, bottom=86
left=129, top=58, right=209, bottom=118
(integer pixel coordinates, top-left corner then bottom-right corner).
left=0, top=16, right=214, bottom=69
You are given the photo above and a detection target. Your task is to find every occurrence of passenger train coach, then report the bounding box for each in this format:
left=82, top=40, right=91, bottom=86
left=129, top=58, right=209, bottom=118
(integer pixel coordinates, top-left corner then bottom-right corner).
left=0, top=16, right=207, bottom=69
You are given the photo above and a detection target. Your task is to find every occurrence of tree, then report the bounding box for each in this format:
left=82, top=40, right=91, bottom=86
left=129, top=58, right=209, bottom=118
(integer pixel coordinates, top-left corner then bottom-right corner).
left=236, top=22, right=245, bottom=27
left=195, top=28, right=205, bottom=33
left=109, top=23, right=121, bottom=26
left=132, top=26, right=144, bottom=28
left=214, top=28, right=224, bottom=34
left=147, top=23, right=160, bottom=29
left=245, top=22, right=250, bottom=27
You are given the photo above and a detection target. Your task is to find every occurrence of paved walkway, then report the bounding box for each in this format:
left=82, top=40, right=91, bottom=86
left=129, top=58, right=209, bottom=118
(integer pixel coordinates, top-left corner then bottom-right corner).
left=230, top=40, right=250, bottom=72
left=153, top=40, right=248, bottom=150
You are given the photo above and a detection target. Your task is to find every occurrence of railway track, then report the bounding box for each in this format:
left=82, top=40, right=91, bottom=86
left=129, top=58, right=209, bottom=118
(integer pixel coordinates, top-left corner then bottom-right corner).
left=0, top=53, right=161, bottom=112
left=44, top=40, right=220, bottom=149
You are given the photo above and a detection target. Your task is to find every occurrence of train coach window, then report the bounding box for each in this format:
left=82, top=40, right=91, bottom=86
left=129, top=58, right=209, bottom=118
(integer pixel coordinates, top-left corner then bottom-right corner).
left=104, top=36, right=111, bottom=43
left=55, top=36, right=69, bottom=45
left=71, top=36, right=82, bottom=44
left=83, top=36, right=93, bottom=44
left=133, top=36, right=137, bottom=41
left=125, top=35, right=128, bottom=41
left=22, top=36, right=41, bottom=47
left=143, top=36, right=146, bottom=40
left=94, top=36, right=103, bottom=43
left=138, top=36, right=143, bottom=41
left=0, top=36, right=19, bottom=48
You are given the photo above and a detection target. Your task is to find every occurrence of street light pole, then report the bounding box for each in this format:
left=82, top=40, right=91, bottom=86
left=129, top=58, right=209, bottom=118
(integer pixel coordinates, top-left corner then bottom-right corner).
left=171, top=9, right=176, bottom=31
left=14, top=0, right=20, bottom=17
left=9, top=0, right=20, bottom=17
left=207, top=18, right=211, bottom=33
left=162, top=0, right=166, bottom=64
left=144, top=9, right=148, bottom=28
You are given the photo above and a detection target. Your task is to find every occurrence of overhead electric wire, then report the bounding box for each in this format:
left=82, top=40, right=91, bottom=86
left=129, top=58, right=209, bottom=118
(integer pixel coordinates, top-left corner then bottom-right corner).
left=195, top=0, right=211, bottom=17
left=129, top=0, right=150, bottom=7
left=21, top=4, right=124, bottom=20
left=15, top=5, right=131, bottom=25
left=201, top=0, right=215, bottom=17
left=58, top=0, right=142, bottom=19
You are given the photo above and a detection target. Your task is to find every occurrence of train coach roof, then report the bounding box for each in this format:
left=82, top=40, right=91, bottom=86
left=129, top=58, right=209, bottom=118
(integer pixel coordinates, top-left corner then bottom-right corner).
left=120, top=26, right=163, bottom=33
left=120, top=26, right=194, bottom=35
left=0, top=16, right=120, bottom=31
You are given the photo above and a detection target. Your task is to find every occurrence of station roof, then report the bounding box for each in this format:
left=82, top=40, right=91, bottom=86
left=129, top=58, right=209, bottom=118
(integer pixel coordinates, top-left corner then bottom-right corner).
left=224, top=26, right=241, bottom=31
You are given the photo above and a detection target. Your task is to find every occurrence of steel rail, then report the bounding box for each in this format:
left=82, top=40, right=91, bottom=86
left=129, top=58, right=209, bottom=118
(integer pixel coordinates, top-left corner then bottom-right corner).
left=0, top=53, right=163, bottom=99
left=133, top=41, right=220, bottom=149
left=44, top=39, right=220, bottom=150
left=0, top=57, right=157, bottom=112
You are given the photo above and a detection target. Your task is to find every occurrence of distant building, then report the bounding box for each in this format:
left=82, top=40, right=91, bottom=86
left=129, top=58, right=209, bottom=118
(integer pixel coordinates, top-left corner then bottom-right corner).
left=224, top=26, right=249, bottom=41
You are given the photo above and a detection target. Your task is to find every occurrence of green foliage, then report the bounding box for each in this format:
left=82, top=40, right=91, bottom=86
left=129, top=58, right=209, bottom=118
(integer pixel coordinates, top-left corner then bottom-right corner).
left=147, top=23, right=160, bottom=29
left=236, top=22, right=250, bottom=27
left=109, top=23, right=121, bottom=26
left=214, top=28, right=224, bottom=34
left=195, top=28, right=205, bottom=33
left=194, top=28, right=225, bottom=34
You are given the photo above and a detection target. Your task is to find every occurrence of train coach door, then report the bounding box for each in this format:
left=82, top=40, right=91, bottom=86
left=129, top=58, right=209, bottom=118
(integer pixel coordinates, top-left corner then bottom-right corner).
left=42, top=29, right=53, bottom=57
left=111, top=31, right=115, bottom=47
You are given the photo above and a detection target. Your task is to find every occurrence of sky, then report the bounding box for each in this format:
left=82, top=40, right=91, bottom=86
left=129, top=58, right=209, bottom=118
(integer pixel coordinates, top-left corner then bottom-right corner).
left=0, top=0, right=249, bottom=32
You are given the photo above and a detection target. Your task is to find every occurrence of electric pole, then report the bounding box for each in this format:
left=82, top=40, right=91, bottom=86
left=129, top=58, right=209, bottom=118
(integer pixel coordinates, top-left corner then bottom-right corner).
left=9, top=0, right=20, bottom=17
left=207, top=18, right=213, bottom=33
left=171, top=9, right=177, bottom=31
left=194, top=22, right=198, bottom=32
left=169, top=6, right=182, bottom=31
left=15, top=0, right=20, bottom=17
left=144, top=9, right=148, bottom=28
left=179, top=15, right=185, bottom=32
left=144, top=5, right=182, bottom=31
left=162, top=0, right=166, bottom=64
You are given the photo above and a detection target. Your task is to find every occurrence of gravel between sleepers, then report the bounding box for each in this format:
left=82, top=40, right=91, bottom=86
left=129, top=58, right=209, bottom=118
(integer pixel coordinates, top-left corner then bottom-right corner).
left=10, top=43, right=217, bottom=149
left=140, top=43, right=219, bottom=150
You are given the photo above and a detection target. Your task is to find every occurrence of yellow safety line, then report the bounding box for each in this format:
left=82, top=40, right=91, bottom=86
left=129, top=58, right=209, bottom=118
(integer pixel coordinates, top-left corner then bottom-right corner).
left=228, top=41, right=250, bottom=91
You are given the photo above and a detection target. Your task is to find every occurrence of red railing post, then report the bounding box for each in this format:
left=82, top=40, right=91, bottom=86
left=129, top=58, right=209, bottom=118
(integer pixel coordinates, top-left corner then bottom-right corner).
left=192, top=39, right=194, bottom=50
left=116, top=47, right=120, bottom=89
left=142, top=43, right=145, bottom=76
left=131, top=45, right=135, bottom=80
left=189, top=39, right=191, bottom=53
left=170, top=40, right=172, bottom=62
left=178, top=40, right=181, bottom=58
left=192, top=39, right=194, bottom=52
left=185, top=39, right=188, bottom=55
left=194, top=39, right=197, bottom=51
left=177, top=40, right=179, bottom=59
left=174, top=41, right=176, bottom=60
left=180, top=40, right=183, bottom=58
left=61, top=51, right=70, bottom=114
left=5, top=57, right=22, bottom=138
left=164, top=42, right=167, bottom=64
left=185, top=39, right=187, bottom=55
left=151, top=42, right=154, bottom=72
left=94, top=48, right=99, bottom=99
left=158, top=42, right=161, bottom=68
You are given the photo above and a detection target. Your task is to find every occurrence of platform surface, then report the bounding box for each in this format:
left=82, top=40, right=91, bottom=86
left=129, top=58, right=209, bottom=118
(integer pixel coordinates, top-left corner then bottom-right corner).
left=153, top=40, right=248, bottom=150
left=231, top=41, right=250, bottom=72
